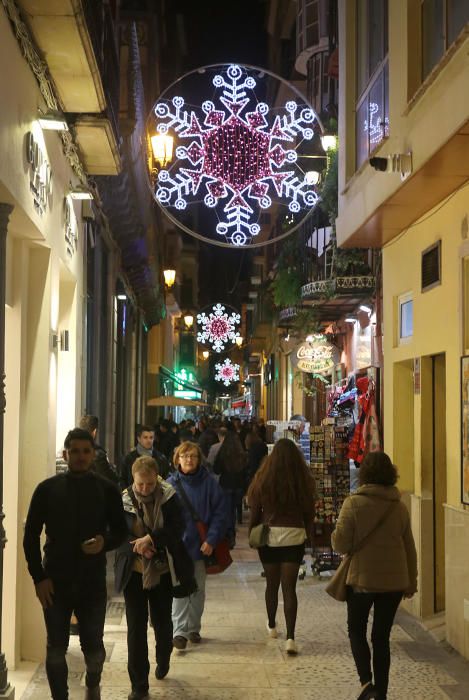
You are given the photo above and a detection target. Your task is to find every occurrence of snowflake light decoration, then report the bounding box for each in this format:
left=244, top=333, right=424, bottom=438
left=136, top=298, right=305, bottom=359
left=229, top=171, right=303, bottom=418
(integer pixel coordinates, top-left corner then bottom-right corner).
left=215, top=358, right=240, bottom=387
left=197, top=303, right=240, bottom=353
left=149, top=64, right=321, bottom=247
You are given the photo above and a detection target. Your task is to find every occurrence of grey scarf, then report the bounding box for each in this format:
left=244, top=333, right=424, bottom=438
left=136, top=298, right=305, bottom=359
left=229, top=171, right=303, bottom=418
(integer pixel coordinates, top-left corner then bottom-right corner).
left=132, top=485, right=169, bottom=589
left=136, top=443, right=152, bottom=457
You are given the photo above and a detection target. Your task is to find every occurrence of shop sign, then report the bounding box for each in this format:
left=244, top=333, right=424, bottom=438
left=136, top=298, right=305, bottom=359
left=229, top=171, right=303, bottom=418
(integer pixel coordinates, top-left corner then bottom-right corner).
left=26, top=131, right=52, bottom=215
left=292, top=335, right=334, bottom=374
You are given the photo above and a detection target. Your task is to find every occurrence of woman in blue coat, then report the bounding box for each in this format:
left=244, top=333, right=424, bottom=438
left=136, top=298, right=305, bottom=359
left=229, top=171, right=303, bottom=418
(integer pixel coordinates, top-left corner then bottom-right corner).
left=167, top=441, right=227, bottom=650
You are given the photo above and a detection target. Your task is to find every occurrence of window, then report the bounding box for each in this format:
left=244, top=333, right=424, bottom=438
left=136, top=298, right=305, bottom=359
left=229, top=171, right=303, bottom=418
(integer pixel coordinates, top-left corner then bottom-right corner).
left=421, top=240, right=441, bottom=291
left=421, top=1, right=469, bottom=80
left=355, top=0, right=389, bottom=169
left=399, top=293, right=414, bottom=342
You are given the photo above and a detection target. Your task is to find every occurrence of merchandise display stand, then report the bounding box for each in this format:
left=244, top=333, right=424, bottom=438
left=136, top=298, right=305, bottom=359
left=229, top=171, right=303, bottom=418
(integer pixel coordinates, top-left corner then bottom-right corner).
left=310, top=424, right=350, bottom=576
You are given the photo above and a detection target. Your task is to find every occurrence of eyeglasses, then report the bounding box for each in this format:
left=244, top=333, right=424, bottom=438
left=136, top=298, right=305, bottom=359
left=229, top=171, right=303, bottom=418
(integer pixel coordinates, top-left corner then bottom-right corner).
left=181, top=454, right=197, bottom=460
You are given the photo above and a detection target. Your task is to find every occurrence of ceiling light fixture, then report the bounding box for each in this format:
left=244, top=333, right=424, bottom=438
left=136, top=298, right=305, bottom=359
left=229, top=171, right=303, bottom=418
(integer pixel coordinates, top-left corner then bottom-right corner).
left=38, top=110, right=69, bottom=131
left=69, top=184, right=93, bottom=200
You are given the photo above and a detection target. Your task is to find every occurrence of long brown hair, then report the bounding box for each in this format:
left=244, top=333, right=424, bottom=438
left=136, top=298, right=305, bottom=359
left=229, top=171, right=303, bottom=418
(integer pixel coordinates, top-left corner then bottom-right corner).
left=247, top=438, right=315, bottom=513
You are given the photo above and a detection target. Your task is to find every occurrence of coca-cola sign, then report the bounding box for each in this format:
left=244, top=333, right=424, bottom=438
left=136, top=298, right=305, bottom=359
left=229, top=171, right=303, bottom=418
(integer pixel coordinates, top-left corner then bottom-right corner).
left=292, top=335, right=335, bottom=374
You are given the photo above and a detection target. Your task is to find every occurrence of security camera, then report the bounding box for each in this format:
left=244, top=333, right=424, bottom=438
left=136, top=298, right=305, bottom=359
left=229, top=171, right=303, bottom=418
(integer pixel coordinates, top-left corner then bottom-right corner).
left=369, top=157, right=388, bottom=172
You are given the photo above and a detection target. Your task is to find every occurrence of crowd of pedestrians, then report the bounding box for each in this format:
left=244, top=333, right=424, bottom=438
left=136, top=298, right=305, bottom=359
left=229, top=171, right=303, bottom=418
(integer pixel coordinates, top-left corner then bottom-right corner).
left=23, top=413, right=417, bottom=700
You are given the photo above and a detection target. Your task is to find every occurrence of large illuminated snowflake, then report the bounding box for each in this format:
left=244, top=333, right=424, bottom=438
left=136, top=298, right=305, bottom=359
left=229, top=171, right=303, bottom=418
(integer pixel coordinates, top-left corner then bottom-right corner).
left=197, top=303, right=240, bottom=353
left=153, top=64, right=319, bottom=246
left=215, top=358, right=240, bottom=387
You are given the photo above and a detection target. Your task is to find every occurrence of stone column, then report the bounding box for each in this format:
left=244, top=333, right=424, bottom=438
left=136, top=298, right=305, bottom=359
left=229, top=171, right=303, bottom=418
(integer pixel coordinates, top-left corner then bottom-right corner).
left=0, top=203, right=15, bottom=698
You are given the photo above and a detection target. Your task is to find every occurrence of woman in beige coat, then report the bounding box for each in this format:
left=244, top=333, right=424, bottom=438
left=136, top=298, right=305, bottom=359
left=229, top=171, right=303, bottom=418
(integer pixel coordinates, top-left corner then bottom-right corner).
left=332, top=451, right=417, bottom=700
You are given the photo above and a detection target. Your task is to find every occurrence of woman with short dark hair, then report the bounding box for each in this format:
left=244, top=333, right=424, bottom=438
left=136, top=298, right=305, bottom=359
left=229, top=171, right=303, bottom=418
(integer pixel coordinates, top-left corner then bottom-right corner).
left=247, top=439, right=316, bottom=654
left=332, top=451, right=418, bottom=700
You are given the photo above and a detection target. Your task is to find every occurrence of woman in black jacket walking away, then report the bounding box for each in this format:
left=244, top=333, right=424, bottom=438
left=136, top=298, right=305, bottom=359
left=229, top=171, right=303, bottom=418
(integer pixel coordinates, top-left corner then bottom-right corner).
left=114, top=456, right=194, bottom=700
left=248, top=439, right=316, bottom=654
left=213, top=430, right=247, bottom=547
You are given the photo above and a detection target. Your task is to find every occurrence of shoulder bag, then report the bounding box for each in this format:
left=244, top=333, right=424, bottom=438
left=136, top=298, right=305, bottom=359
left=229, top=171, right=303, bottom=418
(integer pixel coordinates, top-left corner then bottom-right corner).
left=248, top=521, right=270, bottom=548
left=325, top=501, right=398, bottom=602
left=175, top=479, right=232, bottom=575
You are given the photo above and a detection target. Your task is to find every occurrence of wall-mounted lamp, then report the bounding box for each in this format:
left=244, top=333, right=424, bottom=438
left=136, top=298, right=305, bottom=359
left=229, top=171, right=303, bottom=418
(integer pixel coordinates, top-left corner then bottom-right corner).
left=38, top=109, right=68, bottom=131
left=202, top=350, right=210, bottom=360
left=321, top=134, right=337, bottom=152
left=304, top=170, right=321, bottom=185
left=163, top=269, right=176, bottom=288
left=69, top=184, right=93, bottom=200
left=359, top=305, right=372, bottom=314
left=52, top=330, right=70, bottom=351
left=235, top=336, right=243, bottom=347
left=117, top=294, right=127, bottom=301
left=151, top=133, right=174, bottom=167
left=345, top=317, right=357, bottom=324
left=251, top=275, right=261, bottom=285
left=183, top=314, right=194, bottom=329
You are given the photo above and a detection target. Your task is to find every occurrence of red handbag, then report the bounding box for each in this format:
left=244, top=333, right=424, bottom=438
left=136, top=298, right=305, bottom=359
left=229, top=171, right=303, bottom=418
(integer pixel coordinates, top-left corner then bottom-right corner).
left=175, top=480, right=233, bottom=575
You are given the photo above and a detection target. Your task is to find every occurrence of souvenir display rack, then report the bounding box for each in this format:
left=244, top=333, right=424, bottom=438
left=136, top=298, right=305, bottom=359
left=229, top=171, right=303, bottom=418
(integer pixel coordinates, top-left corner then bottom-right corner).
left=310, top=424, right=350, bottom=575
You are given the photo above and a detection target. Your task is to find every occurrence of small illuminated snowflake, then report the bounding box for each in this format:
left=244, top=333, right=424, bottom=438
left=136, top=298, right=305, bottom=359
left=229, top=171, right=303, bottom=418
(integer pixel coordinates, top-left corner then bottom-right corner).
left=197, top=303, right=240, bottom=353
left=152, top=64, right=320, bottom=246
left=215, top=358, right=240, bottom=387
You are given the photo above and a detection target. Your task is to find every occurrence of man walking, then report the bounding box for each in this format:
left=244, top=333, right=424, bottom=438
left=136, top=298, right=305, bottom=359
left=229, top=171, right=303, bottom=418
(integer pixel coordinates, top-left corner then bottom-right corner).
left=78, top=415, right=119, bottom=485
left=119, top=424, right=171, bottom=489
left=23, top=428, right=127, bottom=700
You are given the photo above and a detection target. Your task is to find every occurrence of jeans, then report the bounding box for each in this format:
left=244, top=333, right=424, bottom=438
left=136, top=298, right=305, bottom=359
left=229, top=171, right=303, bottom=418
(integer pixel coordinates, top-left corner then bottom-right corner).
left=172, top=560, right=206, bottom=638
left=124, top=571, right=173, bottom=693
left=346, top=588, right=403, bottom=699
left=43, top=578, right=107, bottom=700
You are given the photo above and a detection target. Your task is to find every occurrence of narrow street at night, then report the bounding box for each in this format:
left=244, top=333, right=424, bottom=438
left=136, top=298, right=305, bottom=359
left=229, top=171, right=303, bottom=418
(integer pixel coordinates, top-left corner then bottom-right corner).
left=16, top=528, right=469, bottom=700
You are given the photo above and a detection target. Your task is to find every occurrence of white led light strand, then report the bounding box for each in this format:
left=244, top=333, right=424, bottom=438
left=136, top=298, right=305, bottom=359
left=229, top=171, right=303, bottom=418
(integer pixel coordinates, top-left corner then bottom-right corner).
left=215, top=358, right=240, bottom=386
left=197, top=303, right=241, bottom=352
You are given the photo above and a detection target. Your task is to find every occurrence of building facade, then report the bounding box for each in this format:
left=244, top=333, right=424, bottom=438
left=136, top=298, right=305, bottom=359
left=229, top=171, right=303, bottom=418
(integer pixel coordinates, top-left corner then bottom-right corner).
left=337, top=0, right=469, bottom=656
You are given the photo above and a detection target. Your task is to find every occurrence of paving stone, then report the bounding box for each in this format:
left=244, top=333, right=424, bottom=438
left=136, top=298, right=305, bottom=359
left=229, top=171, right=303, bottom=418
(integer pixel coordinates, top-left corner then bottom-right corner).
left=17, top=526, right=469, bottom=699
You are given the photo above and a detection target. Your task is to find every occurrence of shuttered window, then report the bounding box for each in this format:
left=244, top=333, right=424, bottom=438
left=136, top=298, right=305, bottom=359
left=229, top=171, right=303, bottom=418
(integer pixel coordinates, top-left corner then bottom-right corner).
left=421, top=241, right=441, bottom=291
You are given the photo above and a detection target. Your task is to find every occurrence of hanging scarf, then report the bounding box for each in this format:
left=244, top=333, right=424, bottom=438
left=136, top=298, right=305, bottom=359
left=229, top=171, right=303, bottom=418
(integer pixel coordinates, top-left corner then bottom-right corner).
left=136, top=443, right=152, bottom=457
left=132, top=484, right=169, bottom=590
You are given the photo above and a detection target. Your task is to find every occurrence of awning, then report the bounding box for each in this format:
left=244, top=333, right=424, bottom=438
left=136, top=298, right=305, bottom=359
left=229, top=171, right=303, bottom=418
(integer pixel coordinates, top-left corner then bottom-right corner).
left=147, top=396, right=207, bottom=408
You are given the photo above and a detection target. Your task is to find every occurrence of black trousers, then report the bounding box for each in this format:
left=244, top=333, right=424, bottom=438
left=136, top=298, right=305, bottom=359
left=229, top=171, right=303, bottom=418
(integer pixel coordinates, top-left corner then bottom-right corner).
left=346, top=588, right=403, bottom=700
left=43, top=578, right=107, bottom=700
left=124, top=571, right=173, bottom=693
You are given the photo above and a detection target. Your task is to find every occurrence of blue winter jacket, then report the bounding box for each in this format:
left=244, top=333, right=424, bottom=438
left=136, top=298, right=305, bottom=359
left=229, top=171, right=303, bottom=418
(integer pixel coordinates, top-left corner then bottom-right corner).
left=167, top=466, right=228, bottom=561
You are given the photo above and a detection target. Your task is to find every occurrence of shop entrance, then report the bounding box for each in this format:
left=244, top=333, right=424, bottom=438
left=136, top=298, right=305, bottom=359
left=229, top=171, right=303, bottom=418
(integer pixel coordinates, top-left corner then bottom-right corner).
left=421, top=353, right=447, bottom=614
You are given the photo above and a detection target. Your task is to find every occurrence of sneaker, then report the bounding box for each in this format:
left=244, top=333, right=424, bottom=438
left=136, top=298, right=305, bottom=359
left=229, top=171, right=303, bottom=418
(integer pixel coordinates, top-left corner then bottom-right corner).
left=285, top=638, right=298, bottom=655
left=172, top=635, right=187, bottom=650
left=188, top=632, right=202, bottom=643
left=266, top=621, right=278, bottom=639
left=155, top=664, right=170, bottom=680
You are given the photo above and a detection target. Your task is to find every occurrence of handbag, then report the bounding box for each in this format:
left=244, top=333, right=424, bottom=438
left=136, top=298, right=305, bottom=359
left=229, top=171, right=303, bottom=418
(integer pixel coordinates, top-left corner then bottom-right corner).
left=175, top=479, right=233, bottom=575
left=326, top=500, right=398, bottom=601
left=248, top=522, right=269, bottom=548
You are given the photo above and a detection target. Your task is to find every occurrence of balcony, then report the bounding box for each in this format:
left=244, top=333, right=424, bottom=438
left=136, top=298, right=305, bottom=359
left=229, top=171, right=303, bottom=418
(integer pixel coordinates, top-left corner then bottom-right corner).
left=19, top=0, right=121, bottom=174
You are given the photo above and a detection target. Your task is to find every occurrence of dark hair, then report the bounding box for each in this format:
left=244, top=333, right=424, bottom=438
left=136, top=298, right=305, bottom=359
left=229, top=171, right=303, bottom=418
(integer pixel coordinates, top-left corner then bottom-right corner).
left=216, top=427, right=228, bottom=440
left=179, top=429, right=196, bottom=443
left=78, top=415, right=98, bottom=433
left=217, top=431, right=246, bottom=473
left=137, top=425, right=154, bottom=437
left=64, top=428, right=95, bottom=449
left=359, top=451, right=398, bottom=486
left=248, top=438, right=315, bottom=513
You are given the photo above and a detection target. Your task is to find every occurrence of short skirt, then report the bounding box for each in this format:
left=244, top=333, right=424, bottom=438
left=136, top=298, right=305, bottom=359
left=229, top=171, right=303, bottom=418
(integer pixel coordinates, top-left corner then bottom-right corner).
left=258, top=542, right=305, bottom=564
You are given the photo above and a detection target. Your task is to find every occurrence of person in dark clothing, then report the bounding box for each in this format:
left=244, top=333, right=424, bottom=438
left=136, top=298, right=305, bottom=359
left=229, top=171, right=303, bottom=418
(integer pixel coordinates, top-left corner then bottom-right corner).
left=213, top=430, right=247, bottom=546
left=114, top=456, right=195, bottom=700
left=78, top=415, right=119, bottom=485
left=23, top=428, right=127, bottom=700
left=156, top=420, right=179, bottom=459
left=245, top=429, right=268, bottom=485
left=197, top=420, right=218, bottom=458
left=119, top=425, right=171, bottom=490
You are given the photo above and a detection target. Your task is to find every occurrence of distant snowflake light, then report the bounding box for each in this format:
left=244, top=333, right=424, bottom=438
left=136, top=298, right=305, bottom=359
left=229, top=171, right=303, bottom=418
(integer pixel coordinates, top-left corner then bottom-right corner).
left=197, top=303, right=240, bottom=353
left=215, top=358, right=240, bottom=387
left=148, top=64, right=322, bottom=247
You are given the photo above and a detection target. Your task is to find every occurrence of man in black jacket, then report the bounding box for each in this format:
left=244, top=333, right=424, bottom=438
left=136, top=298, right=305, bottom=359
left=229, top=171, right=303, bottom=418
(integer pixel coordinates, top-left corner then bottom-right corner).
left=78, top=415, right=119, bottom=485
left=119, top=425, right=171, bottom=489
left=23, top=428, right=127, bottom=700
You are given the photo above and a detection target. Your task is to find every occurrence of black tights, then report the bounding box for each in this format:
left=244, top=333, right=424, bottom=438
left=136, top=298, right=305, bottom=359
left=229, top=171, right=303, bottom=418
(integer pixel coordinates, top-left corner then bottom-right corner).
left=263, top=562, right=301, bottom=639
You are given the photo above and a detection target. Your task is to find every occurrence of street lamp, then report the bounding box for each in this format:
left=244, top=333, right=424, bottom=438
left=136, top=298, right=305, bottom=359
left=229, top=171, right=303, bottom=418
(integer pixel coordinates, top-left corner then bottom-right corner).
left=321, top=134, right=337, bottom=152
left=183, top=314, right=194, bottom=329
left=151, top=133, right=174, bottom=167
left=163, top=269, right=176, bottom=288
left=202, top=350, right=210, bottom=360
left=235, top=336, right=243, bottom=347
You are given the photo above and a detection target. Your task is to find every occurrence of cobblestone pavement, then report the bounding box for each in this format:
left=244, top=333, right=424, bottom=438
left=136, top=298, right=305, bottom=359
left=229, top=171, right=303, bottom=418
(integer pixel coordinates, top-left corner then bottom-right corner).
left=20, top=527, right=469, bottom=699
